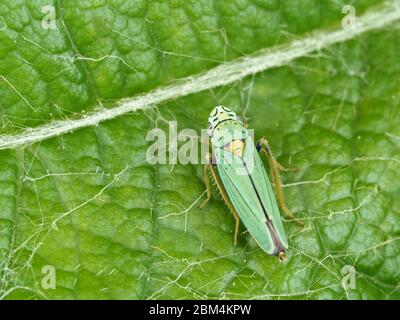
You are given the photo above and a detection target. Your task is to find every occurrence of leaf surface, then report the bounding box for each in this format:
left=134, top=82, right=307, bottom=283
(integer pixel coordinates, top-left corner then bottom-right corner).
left=0, top=0, right=399, bottom=299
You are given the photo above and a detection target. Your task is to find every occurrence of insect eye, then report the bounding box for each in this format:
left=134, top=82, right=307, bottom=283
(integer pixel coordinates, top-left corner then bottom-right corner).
left=207, top=122, right=213, bottom=136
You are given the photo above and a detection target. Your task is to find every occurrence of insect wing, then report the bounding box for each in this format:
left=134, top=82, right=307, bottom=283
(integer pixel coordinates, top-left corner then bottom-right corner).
left=251, top=143, right=288, bottom=249
left=214, top=140, right=288, bottom=254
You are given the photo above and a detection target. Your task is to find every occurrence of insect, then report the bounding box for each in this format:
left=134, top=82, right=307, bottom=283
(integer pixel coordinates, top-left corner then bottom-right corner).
left=200, top=106, right=303, bottom=261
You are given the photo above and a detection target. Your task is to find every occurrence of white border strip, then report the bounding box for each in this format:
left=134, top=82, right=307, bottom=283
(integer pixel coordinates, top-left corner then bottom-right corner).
left=1, top=1, right=400, bottom=150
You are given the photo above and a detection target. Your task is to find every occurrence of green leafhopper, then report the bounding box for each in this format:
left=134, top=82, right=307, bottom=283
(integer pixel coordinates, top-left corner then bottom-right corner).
left=201, top=106, right=303, bottom=261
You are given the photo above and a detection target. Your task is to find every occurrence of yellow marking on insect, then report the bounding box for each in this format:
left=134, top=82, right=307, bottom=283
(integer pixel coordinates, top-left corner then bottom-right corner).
left=224, top=139, right=245, bottom=157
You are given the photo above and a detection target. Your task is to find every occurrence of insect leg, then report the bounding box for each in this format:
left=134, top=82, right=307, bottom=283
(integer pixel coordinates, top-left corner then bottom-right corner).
left=258, top=137, right=304, bottom=226
left=274, top=161, right=298, bottom=173
left=200, top=154, right=212, bottom=209
left=256, top=138, right=297, bottom=172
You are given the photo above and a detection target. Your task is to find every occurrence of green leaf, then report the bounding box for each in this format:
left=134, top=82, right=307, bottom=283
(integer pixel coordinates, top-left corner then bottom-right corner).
left=1, top=0, right=400, bottom=299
